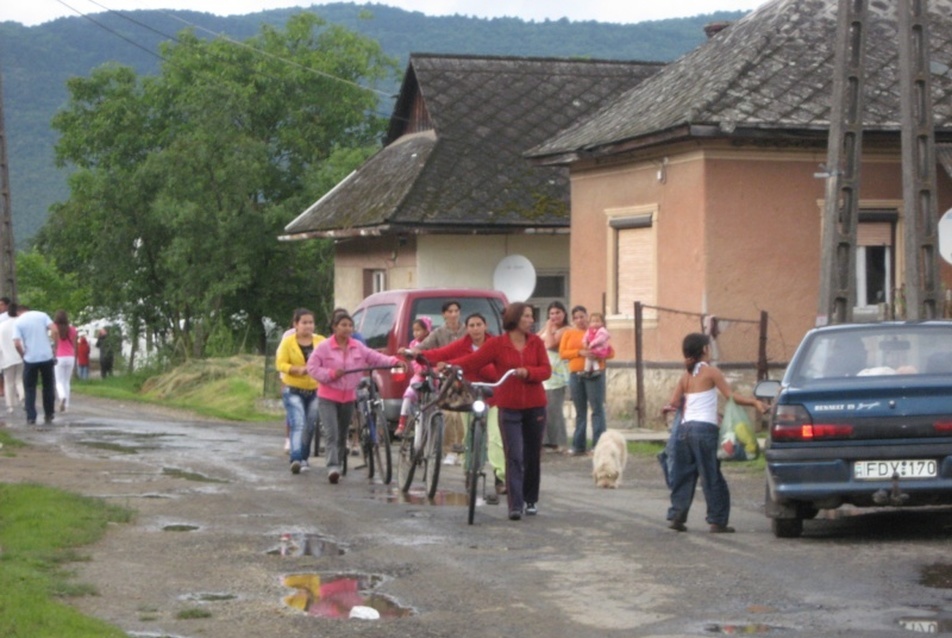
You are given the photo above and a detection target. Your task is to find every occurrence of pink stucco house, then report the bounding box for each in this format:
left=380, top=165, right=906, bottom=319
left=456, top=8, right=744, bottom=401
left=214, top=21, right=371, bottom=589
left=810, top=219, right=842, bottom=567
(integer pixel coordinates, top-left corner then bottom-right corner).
left=529, top=0, right=952, bottom=370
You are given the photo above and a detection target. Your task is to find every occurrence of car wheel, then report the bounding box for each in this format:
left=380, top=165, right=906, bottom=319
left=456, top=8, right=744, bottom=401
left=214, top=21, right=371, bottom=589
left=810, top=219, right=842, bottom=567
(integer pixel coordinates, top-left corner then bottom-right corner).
left=772, top=517, right=803, bottom=539
left=797, top=504, right=820, bottom=520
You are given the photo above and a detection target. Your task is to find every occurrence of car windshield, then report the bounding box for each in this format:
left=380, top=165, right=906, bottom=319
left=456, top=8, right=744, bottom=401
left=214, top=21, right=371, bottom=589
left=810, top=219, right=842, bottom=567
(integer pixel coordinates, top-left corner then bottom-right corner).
left=789, top=324, right=952, bottom=383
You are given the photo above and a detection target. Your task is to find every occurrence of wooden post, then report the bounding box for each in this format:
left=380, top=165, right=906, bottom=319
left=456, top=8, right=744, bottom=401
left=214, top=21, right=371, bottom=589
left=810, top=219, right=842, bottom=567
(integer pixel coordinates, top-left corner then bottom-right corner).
left=0, top=71, right=17, bottom=299
left=757, top=310, right=769, bottom=381
left=634, top=301, right=644, bottom=428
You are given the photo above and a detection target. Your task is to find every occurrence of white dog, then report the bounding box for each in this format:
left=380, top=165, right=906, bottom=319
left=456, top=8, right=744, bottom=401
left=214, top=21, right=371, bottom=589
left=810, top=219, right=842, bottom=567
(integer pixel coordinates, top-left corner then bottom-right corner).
left=592, top=429, right=628, bottom=488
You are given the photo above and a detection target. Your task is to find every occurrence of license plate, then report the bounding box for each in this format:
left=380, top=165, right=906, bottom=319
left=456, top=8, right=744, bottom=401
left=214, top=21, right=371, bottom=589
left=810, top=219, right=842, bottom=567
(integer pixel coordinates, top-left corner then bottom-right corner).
left=853, top=459, right=937, bottom=480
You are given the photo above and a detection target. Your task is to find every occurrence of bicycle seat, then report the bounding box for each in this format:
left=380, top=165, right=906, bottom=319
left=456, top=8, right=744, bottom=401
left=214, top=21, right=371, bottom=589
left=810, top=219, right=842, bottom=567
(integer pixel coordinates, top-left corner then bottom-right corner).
left=480, top=388, right=495, bottom=399
left=357, top=378, right=373, bottom=390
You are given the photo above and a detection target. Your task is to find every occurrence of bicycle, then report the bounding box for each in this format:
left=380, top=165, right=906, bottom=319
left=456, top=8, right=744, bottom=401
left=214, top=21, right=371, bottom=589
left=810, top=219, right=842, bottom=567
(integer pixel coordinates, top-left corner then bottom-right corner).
left=338, top=365, right=403, bottom=483
left=462, top=367, right=518, bottom=525
left=396, top=354, right=447, bottom=499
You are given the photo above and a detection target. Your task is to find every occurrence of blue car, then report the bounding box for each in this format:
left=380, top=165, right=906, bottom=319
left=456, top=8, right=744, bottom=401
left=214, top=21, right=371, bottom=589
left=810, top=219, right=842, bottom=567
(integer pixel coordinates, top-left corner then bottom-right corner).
left=756, top=322, right=952, bottom=538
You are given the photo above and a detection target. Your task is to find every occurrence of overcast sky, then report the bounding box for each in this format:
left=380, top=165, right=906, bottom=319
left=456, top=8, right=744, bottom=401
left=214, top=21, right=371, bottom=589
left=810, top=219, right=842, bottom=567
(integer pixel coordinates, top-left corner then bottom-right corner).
left=4, top=0, right=765, bottom=27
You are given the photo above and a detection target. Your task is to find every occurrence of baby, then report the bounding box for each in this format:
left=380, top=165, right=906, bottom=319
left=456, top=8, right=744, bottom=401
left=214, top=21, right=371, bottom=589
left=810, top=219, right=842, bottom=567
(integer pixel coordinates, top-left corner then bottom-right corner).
left=582, top=312, right=611, bottom=375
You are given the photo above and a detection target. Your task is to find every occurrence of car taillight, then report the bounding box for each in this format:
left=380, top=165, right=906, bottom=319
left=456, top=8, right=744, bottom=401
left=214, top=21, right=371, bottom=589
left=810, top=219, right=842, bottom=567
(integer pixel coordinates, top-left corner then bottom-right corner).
left=770, top=405, right=854, bottom=441
left=934, top=421, right=952, bottom=433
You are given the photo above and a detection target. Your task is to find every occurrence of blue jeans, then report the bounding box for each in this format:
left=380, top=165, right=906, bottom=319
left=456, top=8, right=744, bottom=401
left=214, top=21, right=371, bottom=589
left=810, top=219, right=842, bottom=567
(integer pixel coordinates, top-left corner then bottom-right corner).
left=282, top=387, right=318, bottom=464
left=569, top=372, right=605, bottom=453
left=669, top=420, right=730, bottom=527
left=23, top=359, right=56, bottom=423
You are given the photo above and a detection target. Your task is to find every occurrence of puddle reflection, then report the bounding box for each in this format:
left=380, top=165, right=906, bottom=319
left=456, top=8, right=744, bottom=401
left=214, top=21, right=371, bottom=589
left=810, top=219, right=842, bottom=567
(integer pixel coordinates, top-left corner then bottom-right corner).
left=162, top=467, right=228, bottom=483
left=282, top=572, right=412, bottom=619
left=369, top=486, right=470, bottom=506
left=267, top=533, right=345, bottom=557
left=922, top=564, right=952, bottom=589
left=704, top=623, right=786, bottom=634
left=899, top=614, right=952, bottom=633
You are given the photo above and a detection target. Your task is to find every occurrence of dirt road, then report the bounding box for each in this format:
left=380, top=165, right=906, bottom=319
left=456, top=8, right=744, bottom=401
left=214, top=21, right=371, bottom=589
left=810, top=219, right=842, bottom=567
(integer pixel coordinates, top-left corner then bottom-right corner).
left=3, top=396, right=952, bottom=638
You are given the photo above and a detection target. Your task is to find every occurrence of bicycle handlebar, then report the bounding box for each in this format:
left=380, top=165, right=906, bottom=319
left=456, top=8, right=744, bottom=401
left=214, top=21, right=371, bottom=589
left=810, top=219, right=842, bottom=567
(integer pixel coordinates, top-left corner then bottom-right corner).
left=340, top=364, right=405, bottom=375
left=469, top=367, right=518, bottom=390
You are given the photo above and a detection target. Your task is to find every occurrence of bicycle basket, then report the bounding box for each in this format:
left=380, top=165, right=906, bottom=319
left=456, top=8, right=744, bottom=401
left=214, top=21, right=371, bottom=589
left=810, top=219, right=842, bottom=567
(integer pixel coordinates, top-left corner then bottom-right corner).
left=435, top=373, right=477, bottom=412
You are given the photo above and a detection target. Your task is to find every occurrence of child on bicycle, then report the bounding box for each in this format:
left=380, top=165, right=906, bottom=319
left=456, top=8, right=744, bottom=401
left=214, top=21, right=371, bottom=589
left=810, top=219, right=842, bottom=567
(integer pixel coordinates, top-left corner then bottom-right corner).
left=395, top=317, right=432, bottom=437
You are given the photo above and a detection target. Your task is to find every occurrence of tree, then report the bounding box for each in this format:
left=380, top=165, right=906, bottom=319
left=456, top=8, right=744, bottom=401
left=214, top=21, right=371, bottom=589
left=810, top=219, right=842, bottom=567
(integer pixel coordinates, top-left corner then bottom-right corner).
left=36, top=14, right=396, bottom=359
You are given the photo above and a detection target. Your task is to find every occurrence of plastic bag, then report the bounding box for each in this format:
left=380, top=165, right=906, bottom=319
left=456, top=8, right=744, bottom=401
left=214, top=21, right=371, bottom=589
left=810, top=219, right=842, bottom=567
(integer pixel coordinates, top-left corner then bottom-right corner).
left=717, top=398, right=760, bottom=461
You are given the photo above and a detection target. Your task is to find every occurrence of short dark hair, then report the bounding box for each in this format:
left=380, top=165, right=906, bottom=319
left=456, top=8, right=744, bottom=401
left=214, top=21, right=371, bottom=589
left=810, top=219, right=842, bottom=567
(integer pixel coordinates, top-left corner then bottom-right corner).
left=682, top=333, right=710, bottom=371
left=570, top=305, right=587, bottom=317
left=292, top=308, right=314, bottom=325
left=331, top=312, right=353, bottom=329
left=502, top=302, right=531, bottom=332
left=441, top=300, right=461, bottom=313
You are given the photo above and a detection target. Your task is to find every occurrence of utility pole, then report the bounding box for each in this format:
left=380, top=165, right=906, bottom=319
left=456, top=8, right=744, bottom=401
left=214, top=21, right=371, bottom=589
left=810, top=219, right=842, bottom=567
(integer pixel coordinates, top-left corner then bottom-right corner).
left=899, top=0, right=941, bottom=320
left=0, top=70, right=17, bottom=299
left=817, top=0, right=867, bottom=326
left=817, top=0, right=939, bottom=325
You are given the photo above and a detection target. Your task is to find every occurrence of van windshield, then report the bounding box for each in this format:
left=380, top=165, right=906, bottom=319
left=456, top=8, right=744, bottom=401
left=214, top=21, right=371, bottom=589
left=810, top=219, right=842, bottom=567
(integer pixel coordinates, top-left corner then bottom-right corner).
left=409, top=297, right=505, bottom=343
left=359, top=304, right=398, bottom=349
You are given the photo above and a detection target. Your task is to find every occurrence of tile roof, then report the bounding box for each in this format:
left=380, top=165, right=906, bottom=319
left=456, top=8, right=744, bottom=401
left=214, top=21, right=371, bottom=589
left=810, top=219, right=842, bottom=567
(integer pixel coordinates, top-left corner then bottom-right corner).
left=283, top=54, right=662, bottom=237
left=528, top=0, right=952, bottom=162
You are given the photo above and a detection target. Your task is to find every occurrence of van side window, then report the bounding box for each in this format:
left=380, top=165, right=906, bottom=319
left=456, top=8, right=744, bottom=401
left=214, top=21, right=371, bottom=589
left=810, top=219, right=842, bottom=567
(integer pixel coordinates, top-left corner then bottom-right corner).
left=361, top=304, right=397, bottom=349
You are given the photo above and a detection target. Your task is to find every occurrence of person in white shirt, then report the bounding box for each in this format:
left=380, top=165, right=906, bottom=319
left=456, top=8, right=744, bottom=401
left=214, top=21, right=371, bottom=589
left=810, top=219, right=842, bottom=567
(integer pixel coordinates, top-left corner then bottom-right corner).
left=0, top=302, right=23, bottom=414
left=13, top=307, right=56, bottom=425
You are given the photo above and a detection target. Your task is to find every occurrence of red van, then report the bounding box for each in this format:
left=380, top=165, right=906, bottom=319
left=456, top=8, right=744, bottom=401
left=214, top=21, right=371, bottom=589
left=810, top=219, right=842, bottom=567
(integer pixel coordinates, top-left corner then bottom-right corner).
left=351, top=288, right=508, bottom=425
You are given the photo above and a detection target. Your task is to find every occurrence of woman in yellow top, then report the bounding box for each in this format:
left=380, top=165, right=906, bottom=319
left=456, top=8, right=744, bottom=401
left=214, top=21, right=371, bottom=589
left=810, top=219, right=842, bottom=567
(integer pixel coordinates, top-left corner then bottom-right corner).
left=558, top=305, right=608, bottom=456
left=276, top=308, right=325, bottom=474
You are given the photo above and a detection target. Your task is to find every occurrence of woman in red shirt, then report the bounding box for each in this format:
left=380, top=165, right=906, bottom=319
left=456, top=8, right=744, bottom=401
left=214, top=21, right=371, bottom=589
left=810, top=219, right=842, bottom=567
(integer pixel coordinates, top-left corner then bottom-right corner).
left=449, top=303, right=550, bottom=521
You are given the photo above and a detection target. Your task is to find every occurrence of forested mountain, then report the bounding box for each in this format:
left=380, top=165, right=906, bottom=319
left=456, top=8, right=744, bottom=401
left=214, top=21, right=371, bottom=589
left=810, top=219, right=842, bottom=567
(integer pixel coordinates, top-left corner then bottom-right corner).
left=0, top=3, right=747, bottom=246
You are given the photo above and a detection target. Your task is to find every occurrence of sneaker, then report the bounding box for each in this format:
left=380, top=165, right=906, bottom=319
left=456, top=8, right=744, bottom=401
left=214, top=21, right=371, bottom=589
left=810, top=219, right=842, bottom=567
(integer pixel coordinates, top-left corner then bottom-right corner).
left=443, top=453, right=458, bottom=466
left=525, top=502, right=538, bottom=516
left=709, top=524, right=735, bottom=534
left=451, top=444, right=465, bottom=454
left=26, top=419, right=35, bottom=425
left=43, top=415, right=54, bottom=425
left=508, top=510, right=522, bottom=521
left=328, top=470, right=340, bottom=484
left=300, top=460, right=310, bottom=472
left=668, top=519, right=687, bottom=532
left=290, top=461, right=301, bottom=475
left=394, top=424, right=406, bottom=438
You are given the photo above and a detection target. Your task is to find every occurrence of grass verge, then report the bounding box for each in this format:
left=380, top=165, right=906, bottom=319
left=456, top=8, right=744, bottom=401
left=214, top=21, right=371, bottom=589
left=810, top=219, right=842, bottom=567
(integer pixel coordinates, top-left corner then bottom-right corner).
left=74, top=354, right=282, bottom=422
left=0, top=483, right=133, bottom=638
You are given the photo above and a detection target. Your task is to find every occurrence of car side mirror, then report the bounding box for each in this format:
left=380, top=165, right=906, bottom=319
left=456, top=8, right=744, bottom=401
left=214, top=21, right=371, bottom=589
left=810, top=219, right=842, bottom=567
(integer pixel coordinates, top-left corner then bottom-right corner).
left=755, top=379, right=781, bottom=401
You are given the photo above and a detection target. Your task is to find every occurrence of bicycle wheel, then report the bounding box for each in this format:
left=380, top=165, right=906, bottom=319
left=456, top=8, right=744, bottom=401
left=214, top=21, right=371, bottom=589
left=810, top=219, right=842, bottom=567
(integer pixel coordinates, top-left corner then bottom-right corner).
left=373, top=405, right=392, bottom=485
left=363, top=419, right=375, bottom=480
left=397, top=414, right=419, bottom=492
left=425, top=412, right=444, bottom=499
left=467, top=420, right=484, bottom=525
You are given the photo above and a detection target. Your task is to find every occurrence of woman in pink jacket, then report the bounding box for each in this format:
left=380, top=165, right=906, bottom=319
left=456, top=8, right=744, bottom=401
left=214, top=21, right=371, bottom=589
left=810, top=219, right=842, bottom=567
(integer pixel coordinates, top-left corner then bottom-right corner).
left=306, top=312, right=405, bottom=484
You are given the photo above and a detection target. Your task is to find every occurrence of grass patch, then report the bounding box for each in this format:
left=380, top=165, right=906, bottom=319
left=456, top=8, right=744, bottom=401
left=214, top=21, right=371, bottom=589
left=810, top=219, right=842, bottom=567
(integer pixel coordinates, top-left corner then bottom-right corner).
left=176, top=607, right=212, bottom=619
left=0, top=483, right=133, bottom=638
left=74, top=355, right=282, bottom=422
left=0, top=430, right=25, bottom=456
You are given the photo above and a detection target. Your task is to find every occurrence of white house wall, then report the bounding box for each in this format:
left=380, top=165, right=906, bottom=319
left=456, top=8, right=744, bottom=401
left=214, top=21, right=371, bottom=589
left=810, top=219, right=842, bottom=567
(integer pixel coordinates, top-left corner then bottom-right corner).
left=416, top=234, right=568, bottom=290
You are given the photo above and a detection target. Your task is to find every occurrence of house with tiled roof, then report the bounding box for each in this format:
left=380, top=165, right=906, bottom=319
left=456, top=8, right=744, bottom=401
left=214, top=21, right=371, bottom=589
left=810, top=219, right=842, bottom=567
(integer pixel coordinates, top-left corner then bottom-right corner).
left=280, top=53, right=663, bottom=313
left=529, top=0, right=952, bottom=372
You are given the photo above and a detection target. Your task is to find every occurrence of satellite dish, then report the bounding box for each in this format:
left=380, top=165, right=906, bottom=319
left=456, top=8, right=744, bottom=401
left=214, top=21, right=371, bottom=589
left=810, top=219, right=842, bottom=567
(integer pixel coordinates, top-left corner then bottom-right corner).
left=493, top=255, right=537, bottom=302
left=940, top=208, right=952, bottom=265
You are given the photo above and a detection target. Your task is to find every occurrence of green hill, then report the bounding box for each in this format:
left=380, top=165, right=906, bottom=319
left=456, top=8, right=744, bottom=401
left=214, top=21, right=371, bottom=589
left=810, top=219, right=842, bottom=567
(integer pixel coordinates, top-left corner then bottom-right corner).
left=0, top=3, right=747, bottom=247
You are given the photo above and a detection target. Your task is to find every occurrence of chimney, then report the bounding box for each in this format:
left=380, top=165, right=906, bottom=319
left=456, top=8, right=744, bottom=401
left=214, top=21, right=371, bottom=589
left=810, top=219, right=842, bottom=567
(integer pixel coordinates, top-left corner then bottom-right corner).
left=704, top=21, right=732, bottom=39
